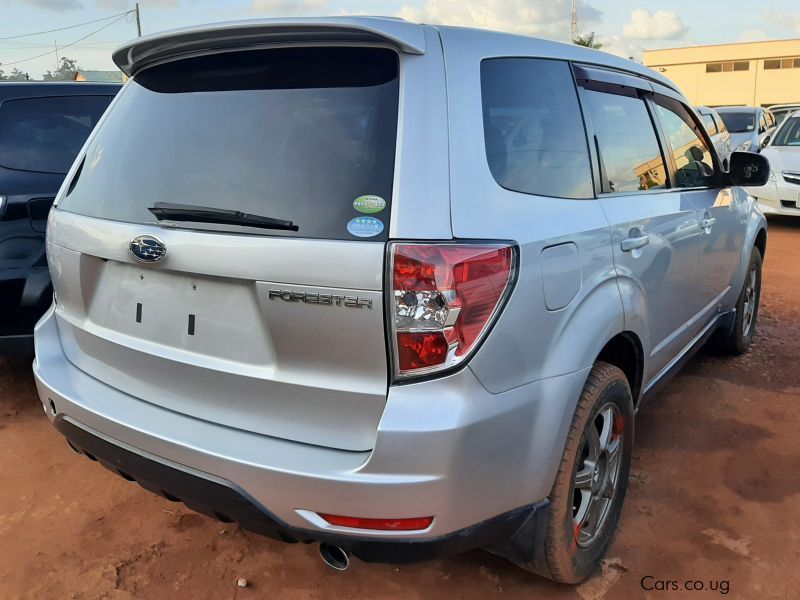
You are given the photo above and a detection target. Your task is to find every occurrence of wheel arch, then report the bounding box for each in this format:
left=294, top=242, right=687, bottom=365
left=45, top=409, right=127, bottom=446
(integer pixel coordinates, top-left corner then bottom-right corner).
left=595, top=332, right=644, bottom=406
left=754, top=227, right=767, bottom=260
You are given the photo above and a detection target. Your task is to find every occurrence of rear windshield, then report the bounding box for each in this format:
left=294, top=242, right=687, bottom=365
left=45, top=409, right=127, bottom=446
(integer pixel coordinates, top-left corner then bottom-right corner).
left=717, top=111, right=755, bottom=133
left=58, top=47, right=399, bottom=241
left=0, top=95, right=112, bottom=174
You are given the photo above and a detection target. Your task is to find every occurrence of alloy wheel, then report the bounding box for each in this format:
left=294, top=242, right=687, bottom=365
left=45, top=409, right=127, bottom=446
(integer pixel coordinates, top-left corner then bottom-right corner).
left=572, top=402, right=624, bottom=549
left=742, top=263, right=758, bottom=337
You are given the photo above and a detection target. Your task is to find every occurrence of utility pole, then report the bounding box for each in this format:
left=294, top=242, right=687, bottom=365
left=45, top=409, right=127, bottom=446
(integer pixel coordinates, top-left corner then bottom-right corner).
left=135, top=2, right=142, bottom=37
left=54, top=40, right=59, bottom=69
left=570, top=0, right=578, bottom=43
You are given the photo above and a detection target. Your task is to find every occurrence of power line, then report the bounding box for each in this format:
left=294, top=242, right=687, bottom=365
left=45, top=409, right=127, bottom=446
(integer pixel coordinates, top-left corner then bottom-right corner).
left=0, top=10, right=133, bottom=41
left=0, top=41, right=126, bottom=50
left=0, top=13, right=129, bottom=67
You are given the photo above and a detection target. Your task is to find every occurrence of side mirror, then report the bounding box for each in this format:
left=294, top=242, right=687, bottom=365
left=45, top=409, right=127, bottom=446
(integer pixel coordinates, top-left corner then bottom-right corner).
left=760, top=136, right=770, bottom=149
left=728, top=151, right=770, bottom=187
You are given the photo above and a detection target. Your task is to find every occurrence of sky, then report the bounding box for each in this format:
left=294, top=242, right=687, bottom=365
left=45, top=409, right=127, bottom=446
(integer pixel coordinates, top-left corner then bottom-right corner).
left=2, top=0, right=800, bottom=78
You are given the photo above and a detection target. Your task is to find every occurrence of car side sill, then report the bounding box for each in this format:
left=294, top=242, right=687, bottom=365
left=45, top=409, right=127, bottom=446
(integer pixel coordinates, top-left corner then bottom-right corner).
left=638, top=310, right=733, bottom=407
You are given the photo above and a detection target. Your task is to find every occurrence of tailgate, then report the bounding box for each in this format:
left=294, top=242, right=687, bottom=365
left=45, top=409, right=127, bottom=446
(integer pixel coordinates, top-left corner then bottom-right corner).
left=48, top=45, right=400, bottom=451
left=48, top=213, right=387, bottom=451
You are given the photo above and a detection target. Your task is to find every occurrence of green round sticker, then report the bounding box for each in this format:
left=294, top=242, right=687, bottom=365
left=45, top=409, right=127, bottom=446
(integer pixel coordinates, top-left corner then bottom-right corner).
left=353, top=195, right=386, bottom=214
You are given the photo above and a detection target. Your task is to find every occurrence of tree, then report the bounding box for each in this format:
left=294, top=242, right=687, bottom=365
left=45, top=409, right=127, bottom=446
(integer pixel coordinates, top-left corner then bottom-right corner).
left=573, top=32, right=603, bottom=49
left=7, top=68, right=30, bottom=81
left=42, top=56, right=80, bottom=81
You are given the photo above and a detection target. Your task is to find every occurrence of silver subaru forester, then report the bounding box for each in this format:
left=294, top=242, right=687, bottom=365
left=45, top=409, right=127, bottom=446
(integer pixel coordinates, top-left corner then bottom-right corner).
left=33, top=17, right=769, bottom=583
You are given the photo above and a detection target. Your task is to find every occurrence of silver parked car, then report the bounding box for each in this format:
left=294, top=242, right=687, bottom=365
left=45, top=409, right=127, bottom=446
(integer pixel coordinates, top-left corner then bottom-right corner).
left=695, top=105, right=732, bottom=168
left=716, top=106, right=777, bottom=153
left=34, top=17, right=770, bottom=583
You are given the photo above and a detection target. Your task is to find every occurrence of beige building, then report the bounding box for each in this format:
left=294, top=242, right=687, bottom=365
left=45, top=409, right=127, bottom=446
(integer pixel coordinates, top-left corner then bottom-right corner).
left=643, top=39, right=800, bottom=107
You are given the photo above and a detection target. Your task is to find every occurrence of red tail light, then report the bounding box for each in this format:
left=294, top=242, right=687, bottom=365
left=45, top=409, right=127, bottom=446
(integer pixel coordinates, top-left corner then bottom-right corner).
left=390, top=242, right=516, bottom=379
left=319, top=514, right=434, bottom=531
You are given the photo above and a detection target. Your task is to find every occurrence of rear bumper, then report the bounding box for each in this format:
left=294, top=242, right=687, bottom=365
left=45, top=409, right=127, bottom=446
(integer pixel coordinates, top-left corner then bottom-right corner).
left=0, top=266, right=51, bottom=346
left=57, top=416, right=547, bottom=563
left=34, top=306, right=589, bottom=560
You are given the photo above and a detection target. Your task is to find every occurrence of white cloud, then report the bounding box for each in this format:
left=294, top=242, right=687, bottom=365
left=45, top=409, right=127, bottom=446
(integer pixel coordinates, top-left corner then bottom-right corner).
left=623, top=9, right=686, bottom=40
left=395, top=0, right=601, bottom=39
left=11, top=0, right=82, bottom=10
left=738, top=29, right=770, bottom=42
left=762, top=9, right=800, bottom=35
left=598, top=34, right=642, bottom=61
left=252, top=0, right=328, bottom=14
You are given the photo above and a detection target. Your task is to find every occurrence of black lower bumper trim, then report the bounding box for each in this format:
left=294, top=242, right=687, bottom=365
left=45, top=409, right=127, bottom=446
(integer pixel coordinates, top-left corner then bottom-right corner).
left=55, top=417, right=546, bottom=564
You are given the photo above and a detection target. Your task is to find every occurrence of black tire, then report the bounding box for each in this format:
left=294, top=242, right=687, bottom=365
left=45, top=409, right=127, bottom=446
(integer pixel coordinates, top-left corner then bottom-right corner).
left=715, top=247, right=762, bottom=355
left=518, top=362, right=634, bottom=583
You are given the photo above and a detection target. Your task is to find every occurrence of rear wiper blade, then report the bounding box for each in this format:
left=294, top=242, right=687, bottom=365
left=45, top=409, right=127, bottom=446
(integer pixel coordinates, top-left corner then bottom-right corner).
left=147, top=202, right=298, bottom=232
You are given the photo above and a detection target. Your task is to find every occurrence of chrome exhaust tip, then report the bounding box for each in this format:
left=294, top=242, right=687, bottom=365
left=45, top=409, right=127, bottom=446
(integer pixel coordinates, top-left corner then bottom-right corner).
left=319, top=543, right=350, bottom=571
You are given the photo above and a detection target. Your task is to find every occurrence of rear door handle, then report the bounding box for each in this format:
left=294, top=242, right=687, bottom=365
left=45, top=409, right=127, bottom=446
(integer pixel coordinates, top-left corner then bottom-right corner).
left=621, top=235, right=650, bottom=252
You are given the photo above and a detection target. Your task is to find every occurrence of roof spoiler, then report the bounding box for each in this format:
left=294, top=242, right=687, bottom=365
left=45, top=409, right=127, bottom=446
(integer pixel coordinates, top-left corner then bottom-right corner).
left=112, top=17, right=426, bottom=76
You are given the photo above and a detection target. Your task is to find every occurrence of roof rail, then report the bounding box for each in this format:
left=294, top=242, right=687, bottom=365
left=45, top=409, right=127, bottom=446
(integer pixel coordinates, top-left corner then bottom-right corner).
left=113, top=17, right=425, bottom=76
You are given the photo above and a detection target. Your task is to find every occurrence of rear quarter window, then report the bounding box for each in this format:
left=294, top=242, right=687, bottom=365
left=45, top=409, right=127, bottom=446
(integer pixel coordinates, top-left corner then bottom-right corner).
left=0, top=95, right=111, bottom=174
left=480, top=58, right=593, bottom=199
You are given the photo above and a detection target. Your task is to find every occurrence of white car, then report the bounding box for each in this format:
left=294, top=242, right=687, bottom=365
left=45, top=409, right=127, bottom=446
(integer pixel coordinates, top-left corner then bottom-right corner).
left=769, top=104, right=800, bottom=127
left=749, top=110, right=800, bottom=216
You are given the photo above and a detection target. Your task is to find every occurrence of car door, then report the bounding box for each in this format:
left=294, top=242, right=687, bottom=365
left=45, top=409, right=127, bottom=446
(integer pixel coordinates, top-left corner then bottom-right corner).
left=651, top=94, right=745, bottom=336
left=575, top=69, right=705, bottom=382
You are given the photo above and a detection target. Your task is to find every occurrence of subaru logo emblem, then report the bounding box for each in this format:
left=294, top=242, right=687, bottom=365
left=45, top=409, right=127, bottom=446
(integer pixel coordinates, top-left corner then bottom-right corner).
left=129, top=234, right=166, bottom=263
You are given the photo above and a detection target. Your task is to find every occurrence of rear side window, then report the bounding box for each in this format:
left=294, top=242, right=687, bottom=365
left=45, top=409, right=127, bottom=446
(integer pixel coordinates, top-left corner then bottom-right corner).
left=481, top=58, right=593, bottom=199
left=700, top=113, right=717, bottom=135
left=584, top=90, right=666, bottom=193
left=58, top=47, right=399, bottom=241
left=0, top=95, right=111, bottom=174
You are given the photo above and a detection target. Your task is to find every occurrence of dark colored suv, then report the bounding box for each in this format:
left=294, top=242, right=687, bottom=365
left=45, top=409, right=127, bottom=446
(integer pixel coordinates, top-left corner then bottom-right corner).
left=0, top=82, right=119, bottom=354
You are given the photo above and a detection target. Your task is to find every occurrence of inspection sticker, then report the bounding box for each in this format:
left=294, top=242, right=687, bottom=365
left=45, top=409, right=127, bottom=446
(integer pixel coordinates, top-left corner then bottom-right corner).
left=347, top=216, right=384, bottom=238
left=353, top=195, right=387, bottom=214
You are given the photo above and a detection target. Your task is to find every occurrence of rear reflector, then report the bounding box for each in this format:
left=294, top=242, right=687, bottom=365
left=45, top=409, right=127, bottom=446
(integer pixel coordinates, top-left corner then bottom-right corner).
left=390, top=242, right=516, bottom=379
left=319, top=514, right=434, bottom=531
